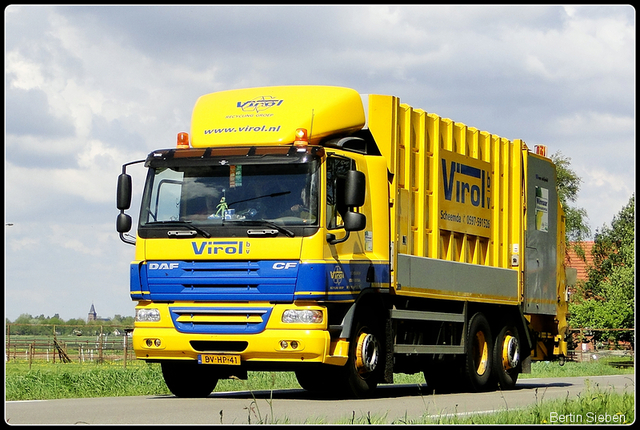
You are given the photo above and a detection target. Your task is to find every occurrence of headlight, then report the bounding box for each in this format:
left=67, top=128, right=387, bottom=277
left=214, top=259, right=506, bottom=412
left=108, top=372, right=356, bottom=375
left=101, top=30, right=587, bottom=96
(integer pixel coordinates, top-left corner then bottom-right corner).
left=136, top=308, right=161, bottom=322
left=282, top=309, right=323, bottom=324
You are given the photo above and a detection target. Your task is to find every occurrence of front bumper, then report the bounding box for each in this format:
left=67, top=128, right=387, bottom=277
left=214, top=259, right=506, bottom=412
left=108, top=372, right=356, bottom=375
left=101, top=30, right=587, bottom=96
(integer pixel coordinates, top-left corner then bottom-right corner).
left=132, top=302, right=349, bottom=366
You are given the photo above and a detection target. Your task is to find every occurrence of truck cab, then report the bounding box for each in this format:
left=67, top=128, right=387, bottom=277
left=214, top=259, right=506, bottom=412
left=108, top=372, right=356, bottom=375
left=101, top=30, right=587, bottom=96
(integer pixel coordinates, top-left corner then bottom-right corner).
left=117, top=86, right=392, bottom=397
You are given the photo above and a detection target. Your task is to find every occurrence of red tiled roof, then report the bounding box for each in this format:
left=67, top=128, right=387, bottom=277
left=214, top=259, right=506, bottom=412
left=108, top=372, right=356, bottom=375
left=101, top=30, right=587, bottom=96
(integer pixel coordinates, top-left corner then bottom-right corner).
left=565, top=241, right=595, bottom=282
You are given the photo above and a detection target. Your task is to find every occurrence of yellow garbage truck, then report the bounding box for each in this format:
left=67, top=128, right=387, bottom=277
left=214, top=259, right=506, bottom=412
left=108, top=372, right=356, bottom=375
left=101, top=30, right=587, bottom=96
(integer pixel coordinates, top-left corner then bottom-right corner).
left=116, top=85, right=568, bottom=397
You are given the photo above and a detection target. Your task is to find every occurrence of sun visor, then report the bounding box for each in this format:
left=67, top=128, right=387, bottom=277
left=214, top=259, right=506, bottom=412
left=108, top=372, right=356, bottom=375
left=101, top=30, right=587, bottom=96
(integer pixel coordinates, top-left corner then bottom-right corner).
left=190, top=86, right=366, bottom=147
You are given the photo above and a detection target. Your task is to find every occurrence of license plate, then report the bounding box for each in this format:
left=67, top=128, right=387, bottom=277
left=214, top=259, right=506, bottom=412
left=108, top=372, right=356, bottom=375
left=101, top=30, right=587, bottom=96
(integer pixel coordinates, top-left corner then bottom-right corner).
left=198, top=354, right=241, bottom=366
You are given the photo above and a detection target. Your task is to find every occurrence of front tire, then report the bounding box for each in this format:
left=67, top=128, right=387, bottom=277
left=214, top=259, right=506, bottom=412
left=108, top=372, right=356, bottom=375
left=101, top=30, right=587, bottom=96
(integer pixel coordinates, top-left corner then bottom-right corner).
left=161, top=361, right=219, bottom=398
left=341, top=315, right=384, bottom=398
left=295, top=365, right=340, bottom=393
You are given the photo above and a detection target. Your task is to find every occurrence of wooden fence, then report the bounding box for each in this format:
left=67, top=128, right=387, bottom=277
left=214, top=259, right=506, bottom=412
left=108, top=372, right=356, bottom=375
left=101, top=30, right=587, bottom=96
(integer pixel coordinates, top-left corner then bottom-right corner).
left=6, top=324, right=632, bottom=367
left=5, top=324, right=135, bottom=367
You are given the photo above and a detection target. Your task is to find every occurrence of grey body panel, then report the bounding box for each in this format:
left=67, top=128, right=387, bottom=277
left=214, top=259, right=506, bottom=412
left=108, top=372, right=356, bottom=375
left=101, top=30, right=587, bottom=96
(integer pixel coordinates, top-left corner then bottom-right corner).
left=397, top=254, right=518, bottom=302
left=524, top=156, right=558, bottom=315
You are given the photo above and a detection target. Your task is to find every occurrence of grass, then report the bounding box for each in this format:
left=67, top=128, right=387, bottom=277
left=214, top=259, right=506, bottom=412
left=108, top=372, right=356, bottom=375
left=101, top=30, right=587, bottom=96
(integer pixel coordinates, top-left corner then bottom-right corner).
left=5, top=357, right=634, bottom=424
left=519, top=357, right=635, bottom=379
left=5, top=356, right=633, bottom=401
left=5, top=361, right=170, bottom=400
left=4, top=360, right=305, bottom=401
left=334, top=383, right=634, bottom=425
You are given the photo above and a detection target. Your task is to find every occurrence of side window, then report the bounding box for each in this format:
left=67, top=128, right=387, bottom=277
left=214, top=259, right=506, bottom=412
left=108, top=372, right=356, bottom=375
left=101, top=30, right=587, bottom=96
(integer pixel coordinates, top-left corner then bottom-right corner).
left=146, top=168, right=183, bottom=223
left=326, top=156, right=355, bottom=229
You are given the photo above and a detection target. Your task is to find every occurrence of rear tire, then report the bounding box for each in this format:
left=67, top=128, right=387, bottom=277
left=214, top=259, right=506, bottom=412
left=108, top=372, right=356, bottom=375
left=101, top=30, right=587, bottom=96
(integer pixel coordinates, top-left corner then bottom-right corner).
left=423, top=356, right=463, bottom=393
left=492, top=324, right=521, bottom=390
left=464, top=313, right=493, bottom=391
left=161, top=361, right=219, bottom=398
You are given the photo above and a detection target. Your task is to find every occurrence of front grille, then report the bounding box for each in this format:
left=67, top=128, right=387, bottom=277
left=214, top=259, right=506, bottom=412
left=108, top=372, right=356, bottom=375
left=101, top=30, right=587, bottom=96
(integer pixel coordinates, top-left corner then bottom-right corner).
left=170, top=306, right=273, bottom=334
left=144, top=260, right=298, bottom=302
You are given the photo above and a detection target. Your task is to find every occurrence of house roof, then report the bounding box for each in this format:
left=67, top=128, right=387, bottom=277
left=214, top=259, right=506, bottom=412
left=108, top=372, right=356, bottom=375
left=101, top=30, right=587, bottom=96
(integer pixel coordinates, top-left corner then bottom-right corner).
left=565, top=241, right=595, bottom=282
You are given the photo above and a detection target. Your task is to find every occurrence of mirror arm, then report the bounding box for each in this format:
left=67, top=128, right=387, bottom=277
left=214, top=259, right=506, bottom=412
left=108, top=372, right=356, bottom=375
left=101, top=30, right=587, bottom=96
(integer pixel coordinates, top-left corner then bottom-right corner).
left=119, top=232, right=136, bottom=246
left=326, top=231, right=351, bottom=245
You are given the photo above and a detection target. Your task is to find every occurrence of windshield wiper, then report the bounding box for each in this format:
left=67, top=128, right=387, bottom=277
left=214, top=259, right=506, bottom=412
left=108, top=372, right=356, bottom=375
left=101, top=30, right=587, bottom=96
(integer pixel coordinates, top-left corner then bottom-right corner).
left=146, top=221, right=211, bottom=238
left=228, top=191, right=290, bottom=207
left=226, top=219, right=295, bottom=238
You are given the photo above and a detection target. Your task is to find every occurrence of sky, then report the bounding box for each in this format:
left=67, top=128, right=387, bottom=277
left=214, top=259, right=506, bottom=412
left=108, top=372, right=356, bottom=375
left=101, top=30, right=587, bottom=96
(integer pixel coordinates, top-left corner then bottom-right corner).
left=4, top=5, right=635, bottom=322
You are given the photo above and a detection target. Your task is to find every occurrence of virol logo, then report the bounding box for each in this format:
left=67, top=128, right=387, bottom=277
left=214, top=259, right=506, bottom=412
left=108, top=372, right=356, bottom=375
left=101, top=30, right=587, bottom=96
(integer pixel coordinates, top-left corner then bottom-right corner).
left=441, top=158, right=490, bottom=208
left=439, top=149, right=492, bottom=237
left=237, top=96, right=283, bottom=113
left=330, top=266, right=345, bottom=285
left=192, top=241, right=250, bottom=255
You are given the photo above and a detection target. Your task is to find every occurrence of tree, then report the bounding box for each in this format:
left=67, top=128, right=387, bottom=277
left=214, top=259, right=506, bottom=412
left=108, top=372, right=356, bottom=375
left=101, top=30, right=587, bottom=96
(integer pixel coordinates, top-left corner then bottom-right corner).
left=6, top=313, right=134, bottom=336
left=551, top=152, right=591, bottom=256
left=569, top=195, right=635, bottom=344
left=9, top=314, right=34, bottom=335
left=112, top=314, right=135, bottom=326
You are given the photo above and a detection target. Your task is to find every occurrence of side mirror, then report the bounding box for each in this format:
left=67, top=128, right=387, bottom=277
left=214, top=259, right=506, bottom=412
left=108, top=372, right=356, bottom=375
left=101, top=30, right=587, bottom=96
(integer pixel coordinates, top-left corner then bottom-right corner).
left=116, top=213, right=135, bottom=245
left=117, top=173, right=132, bottom=210
left=327, top=170, right=367, bottom=245
left=343, top=211, right=366, bottom=232
left=115, top=160, right=145, bottom=246
left=116, top=213, right=132, bottom=233
left=344, top=170, right=365, bottom=207
left=326, top=211, right=366, bottom=245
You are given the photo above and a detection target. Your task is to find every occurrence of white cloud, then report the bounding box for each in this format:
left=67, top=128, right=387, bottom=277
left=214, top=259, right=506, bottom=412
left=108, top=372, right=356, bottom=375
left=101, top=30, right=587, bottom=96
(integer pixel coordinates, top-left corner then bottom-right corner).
left=556, top=111, right=634, bottom=137
left=584, top=168, right=631, bottom=194
left=5, top=220, right=136, bottom=320
left=5, top=139, right=135, bottom=214
left=524, top=54, right=554, bottom=80
left=4, top=5, right=635, bottom=321
left=6, top=233, right=41, bottom=253
left=47, top=222, right=113, bottom=256
left=5, top=51, right=46, bottom=90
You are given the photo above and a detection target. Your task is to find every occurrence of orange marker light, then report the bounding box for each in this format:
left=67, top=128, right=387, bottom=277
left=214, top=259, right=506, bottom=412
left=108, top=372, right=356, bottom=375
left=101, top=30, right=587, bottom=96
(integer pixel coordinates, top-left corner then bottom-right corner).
left=177, top=132, right=190, bottom=149
left=534, top=145, right=547, bottom=157
left=293, top=128, right=309, bottom=147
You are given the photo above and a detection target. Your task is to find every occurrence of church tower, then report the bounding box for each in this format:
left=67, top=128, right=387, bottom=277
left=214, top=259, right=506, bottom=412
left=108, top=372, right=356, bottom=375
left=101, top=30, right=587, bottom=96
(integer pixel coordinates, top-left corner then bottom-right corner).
left=88, top=303, right=97, bottom=322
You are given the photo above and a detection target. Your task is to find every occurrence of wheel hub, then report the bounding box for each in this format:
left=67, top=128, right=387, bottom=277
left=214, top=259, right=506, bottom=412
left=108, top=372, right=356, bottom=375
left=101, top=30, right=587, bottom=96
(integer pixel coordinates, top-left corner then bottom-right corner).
left=502, top=334, right=520, bottom=369
left=473, top=331, right=489, bottom=375
left=355, top=332, right=379, bottom=374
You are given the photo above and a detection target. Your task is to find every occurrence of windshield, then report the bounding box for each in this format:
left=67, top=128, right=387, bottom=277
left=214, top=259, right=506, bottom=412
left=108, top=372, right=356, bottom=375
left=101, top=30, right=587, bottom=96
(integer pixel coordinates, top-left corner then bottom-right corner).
left=139, top=155, right=319, bottom=237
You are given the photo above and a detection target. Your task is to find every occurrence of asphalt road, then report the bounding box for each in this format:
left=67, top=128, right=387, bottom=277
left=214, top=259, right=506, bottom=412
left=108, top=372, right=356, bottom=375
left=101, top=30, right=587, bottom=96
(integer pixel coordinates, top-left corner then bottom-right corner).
left=5, top=374, right=635, bottom=425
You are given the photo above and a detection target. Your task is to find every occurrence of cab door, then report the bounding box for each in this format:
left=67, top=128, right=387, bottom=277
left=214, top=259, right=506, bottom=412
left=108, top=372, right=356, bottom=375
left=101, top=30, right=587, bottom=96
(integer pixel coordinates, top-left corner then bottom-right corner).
left=323, top=153, right=389, bottom=296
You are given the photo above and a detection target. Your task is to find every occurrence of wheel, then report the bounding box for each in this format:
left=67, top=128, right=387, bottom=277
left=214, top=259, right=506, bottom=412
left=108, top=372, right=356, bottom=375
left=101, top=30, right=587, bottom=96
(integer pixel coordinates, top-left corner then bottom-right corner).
left=341, top=315, right=384, bottom=398
left=492, top=324, right=521, bottom=390
left=423, top=356, right=463, bottom=393
left=464, top=312, right=493, bottom=391
left=295, top=365, right=340, bottom=393
left=161, top=361, right=219, bottom=398
left=295, top=368, right=322, bottom=392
